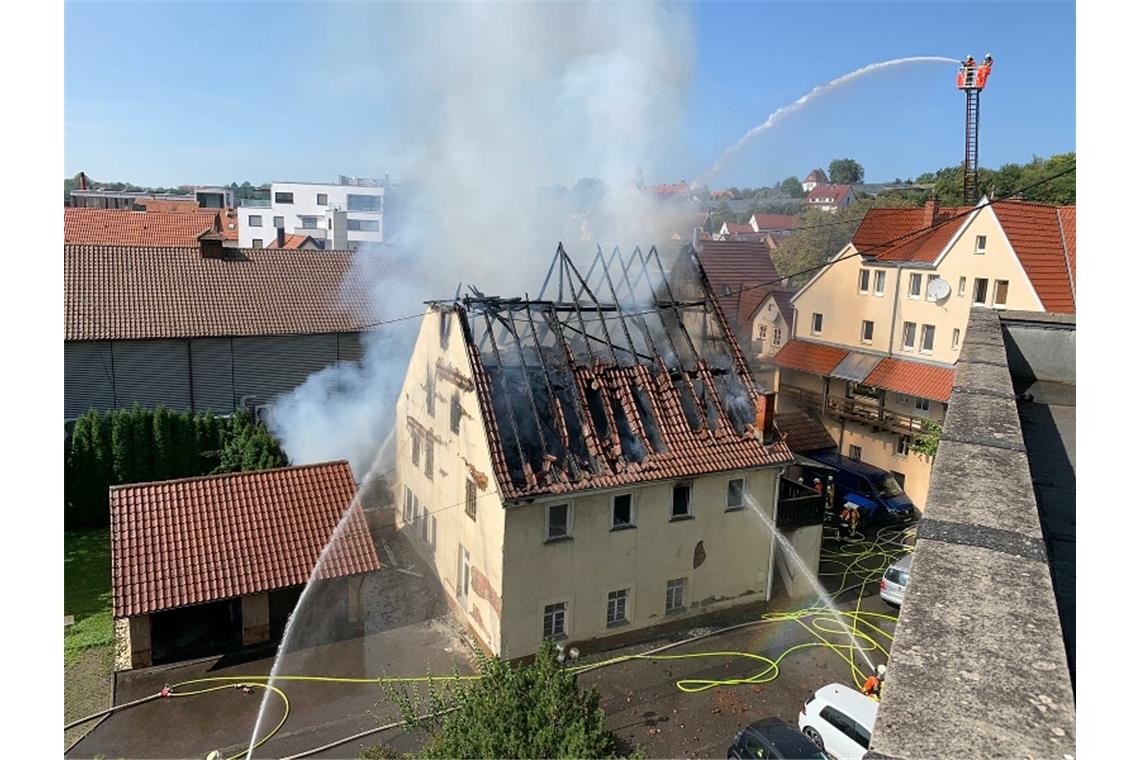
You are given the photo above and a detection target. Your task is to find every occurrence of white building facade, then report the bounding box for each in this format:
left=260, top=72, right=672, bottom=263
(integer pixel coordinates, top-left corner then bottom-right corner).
left=238, top=178, right=387, bottom=250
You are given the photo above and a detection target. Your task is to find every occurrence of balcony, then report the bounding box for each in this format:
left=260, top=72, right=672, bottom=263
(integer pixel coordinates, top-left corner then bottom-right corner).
left=239, top=198, right=272, bottom=208
left=776, top=477, right=824, bottom=530
left=825, top=396, right=926, bottom=436
left=779, top=383, right=823, bottom=410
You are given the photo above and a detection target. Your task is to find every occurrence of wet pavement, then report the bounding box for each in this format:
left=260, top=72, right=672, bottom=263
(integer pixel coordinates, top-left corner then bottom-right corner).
left=67, top=521, right=909, bottom=759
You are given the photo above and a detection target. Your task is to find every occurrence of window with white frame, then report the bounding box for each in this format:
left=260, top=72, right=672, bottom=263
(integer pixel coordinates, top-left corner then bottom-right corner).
left=273, top=216, right=284, bottom=228
left=726, top=477, right=745, bottom=510
left=901, top=321, right=917, bottom=351
left=908, top=273, right=922, bottom=299
left=316, top=193, right=328, bottom=206
left=404, top=486, right=414, bottom=523
left=607, top=589, right=629, bottom=626
left=248, top=214, right=263, bottom=227
left=612, top=493, right=635, bottom=528
left=896, top=435, right=911, bottom=456
left=926, top=274, right=938, bottom=301
left=858, top=269, right=870, bottom=293
left=958, top=276, right=967, bottom=297
left=811, top=313, right=823, bottom=335
left=758, top=325, right=767, bottom=340
left=873, top=270, right=886, bottom=295
left=543, top=601, right=566, bottom=639
left=665, top=578, right=687, bottom=613
left=973, top=278, right=989, bottom=306
left=920, top=324, right=936, bottom=353
left=994, top=279, right=1009, bottom=308
left=274, top=192, right=294, bottom=204
left=252, top=239, right=263, bottom=249
left=861, top=320, right=874, bottom=344
left=546, top=503, right=571, bottom=541
left=975, top=234, right=987, bottom=254
left=300, top=216, right=319, bottom=229
left=671, top=483, right=693, bottom=519
left=952, top=328, right=961, bottom=350
left=915, top=397, right=931, bottom=415
left=773, top=328, right=783, bottom=346
left=849, top=444, right=862, bottom=461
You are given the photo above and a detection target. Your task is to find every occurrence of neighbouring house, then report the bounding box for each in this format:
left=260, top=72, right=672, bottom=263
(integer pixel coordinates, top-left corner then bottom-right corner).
left=669, top=238, right=781, bottom=369
left=70, top=185, right=234, bottom=210
left=772, top=198, right=1076, bottom=509
left=653, top=180, right=691, bottom=200
left=805, top=184, right=853, bottom=213
left=801, top=169, right=828, bottom=193
left=64, top=208, right=221, bottom=246
left=748, top=213, right=800, bottom=239
left=238, top=176, right=393, bottom=250
left=717, top=221, right=755, bottom=237
left=63, top=239, right=402, bottom=422
left=746, top=287, right=796, bottom=361
left=111, top=461, right=380, bottom=669
left=394, top=245, right=818, bottom=659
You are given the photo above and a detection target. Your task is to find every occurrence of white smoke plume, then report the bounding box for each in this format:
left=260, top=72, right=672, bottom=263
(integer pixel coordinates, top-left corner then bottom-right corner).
left=268, top=3, right=699, bottom=476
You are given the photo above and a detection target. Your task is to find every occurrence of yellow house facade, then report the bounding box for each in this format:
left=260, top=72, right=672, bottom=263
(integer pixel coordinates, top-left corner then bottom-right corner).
left=774, top=199, right=1075, bottom=510
left=395, top=247, right=813, bottom=659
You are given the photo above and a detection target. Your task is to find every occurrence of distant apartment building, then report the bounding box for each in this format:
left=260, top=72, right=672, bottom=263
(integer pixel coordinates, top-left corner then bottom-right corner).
left=772, top=198, right=1076, bottom=509
left=805, top=184, right=853, bottom=213
left=70, top=184, right=234, bottom=210
left=63, top=238, right=402, bottom=422
left=394, top=246, right=819, bottom=659
left=238, top=177, right=390, bottom=250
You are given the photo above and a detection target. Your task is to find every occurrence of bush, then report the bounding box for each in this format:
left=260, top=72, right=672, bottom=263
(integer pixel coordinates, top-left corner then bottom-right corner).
left=388, top=640, right=633, bottom=759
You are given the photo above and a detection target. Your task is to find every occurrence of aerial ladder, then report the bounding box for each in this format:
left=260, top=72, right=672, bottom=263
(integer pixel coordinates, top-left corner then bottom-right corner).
left=956, top=54, right=993, bottom=205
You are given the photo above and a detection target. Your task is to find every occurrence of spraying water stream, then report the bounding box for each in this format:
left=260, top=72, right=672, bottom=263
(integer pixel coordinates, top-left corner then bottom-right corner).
left=697, top=56, right=959, bottom=183
left=743, top=493, right=877, bottom=674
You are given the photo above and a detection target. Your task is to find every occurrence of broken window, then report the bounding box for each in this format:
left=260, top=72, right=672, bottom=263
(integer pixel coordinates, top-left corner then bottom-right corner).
left=726, top=478, right=744, bottom=510
left=450, top=392, right=462, bottom=434
left=543, top=602, right=567, bottom=639
left=425, top=367, right=436, bottom=416
left=546, top=503, right=570, bottom=541
left=612, top=493, right=634, bottom=528
left=671, top=484, right=692, bottom=519
left=425, top=438, right=434, bottom=480
left=465, top=479, right=477, bottom=522
left=411, top=432, right=421, bottom=466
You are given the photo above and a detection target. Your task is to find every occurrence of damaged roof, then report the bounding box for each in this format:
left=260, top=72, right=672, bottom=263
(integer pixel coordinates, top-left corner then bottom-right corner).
left=455, top=245, right=792, bottom=502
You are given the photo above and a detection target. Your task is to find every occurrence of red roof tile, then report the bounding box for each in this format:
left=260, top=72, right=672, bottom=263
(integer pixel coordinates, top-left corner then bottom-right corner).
left=749, top=214, right=800, bottom=231
left=64, top=208, right=218, bottom=246
left=111, top=461, right=380, bottom=618
left=863, top=357, right=955, bottom=402
left=1057, top=206, right=1075, bottom=290
left=267, top=233, right=318, bottom=249
left=64, top=245, right=405, bottom=341
left=744, top=287, right=795, bottom=325
left=771, top=340, right=848, bottom=375
left=806, top=184, right=852, bottom=204
left=991, top=201, right=1075, bottom=313
left=774, top=411, right=836, bottom=453
left=721, top=222, right=753, bottom=235
left=694, top=239, right=780, bottom=328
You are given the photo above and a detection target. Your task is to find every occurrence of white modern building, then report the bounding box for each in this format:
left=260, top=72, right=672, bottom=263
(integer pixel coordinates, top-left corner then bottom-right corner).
left=238, top=177, right=389, bottom=250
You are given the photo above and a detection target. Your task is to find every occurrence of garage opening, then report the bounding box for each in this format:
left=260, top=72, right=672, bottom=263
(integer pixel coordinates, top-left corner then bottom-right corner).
left=150, top=598, right=242, bottom=664
left=269, top=585, right=304, bottom=640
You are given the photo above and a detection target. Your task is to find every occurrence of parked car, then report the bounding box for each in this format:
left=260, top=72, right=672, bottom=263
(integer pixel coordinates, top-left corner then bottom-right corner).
left=798, top=683, right=878, bottom=760
left=879, top=553, right=913, bottom=606
left=801, top=451, right=915, bottom=524
left=728, top=718, right=828, bottom=759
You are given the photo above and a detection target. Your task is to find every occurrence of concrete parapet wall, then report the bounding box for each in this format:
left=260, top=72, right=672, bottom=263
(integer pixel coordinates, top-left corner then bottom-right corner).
left=867, top=307, right=1075, bottom=760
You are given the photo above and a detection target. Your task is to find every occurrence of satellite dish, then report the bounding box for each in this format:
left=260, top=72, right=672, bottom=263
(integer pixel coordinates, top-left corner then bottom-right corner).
left=927, top=277, right=952, bottom=301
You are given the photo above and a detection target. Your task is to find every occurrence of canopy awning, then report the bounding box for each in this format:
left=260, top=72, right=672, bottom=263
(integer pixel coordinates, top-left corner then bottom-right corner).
left=831, top=351, right=884, bottom=383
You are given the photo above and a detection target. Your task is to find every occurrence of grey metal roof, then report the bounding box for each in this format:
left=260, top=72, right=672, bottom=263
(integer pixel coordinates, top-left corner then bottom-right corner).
left=830, top=351, right=883, bottom=382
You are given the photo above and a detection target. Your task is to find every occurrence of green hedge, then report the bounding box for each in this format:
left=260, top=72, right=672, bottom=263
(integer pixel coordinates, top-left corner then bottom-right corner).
left=65, top=406, right=287, bottom=528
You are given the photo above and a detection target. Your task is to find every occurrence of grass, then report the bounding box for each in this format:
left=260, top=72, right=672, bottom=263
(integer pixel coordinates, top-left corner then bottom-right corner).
left=64, top=528, right=113, bottom=665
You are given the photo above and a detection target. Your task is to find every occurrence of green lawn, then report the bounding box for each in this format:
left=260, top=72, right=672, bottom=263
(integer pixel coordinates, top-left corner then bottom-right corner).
left=64, top=528, right=113, bottom=665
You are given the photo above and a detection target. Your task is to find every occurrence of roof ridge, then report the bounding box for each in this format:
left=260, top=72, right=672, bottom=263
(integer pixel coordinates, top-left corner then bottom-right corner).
left=110, top=459, right=352, bottom=491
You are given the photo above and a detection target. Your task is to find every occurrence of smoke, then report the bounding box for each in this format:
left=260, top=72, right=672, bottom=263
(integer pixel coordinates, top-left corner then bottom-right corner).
left=267, top=3, right=699, bottom=476
left=698, top=56, right=959, bottom=182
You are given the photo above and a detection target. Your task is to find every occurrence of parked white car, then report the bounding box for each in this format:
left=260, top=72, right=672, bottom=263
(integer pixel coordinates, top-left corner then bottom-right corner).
left=879, top=553, right=913, bottom=606
left=798, top=683, right=878, bottom=760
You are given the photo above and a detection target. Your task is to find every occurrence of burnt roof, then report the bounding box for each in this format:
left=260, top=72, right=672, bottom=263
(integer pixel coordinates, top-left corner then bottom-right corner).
left=453, top=245, right=792, bottom=502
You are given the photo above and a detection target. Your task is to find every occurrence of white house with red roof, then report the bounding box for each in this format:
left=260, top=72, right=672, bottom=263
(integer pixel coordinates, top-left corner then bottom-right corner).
left=805, top=184, right=854, bottom=213
left=771, top=198, right=1075, bottom=509
left=802, top=169, right=829, bottom=193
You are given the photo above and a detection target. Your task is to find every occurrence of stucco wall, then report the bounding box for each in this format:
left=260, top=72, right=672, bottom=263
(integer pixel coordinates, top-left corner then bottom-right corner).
left=498, top=468, right=780, bottom=659
left=773, top=523, right=823, bottom=598
left=395, top=307, right=507, bottom=654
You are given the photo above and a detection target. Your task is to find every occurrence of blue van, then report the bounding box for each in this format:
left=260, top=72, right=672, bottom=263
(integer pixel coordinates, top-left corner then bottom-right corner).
left=802, top=451, right=915, bottom=524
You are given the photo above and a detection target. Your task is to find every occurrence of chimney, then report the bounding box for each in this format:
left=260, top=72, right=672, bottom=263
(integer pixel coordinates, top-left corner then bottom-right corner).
left=78, top=172, right=88, bottom=191
left=198, top=231, right=225, bottom=260
left=923, top=199, right=939, bottom=226
left=754, top=391, right=777, bottom=443
left=276, top=226, right=286, bottom=248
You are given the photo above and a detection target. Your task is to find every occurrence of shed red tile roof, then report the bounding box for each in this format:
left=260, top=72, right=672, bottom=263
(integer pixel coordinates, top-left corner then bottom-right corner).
left=64, top=208, right=218, bottom=246
left=111, top=461, right=380, bottom=618
left=990, top=201, right=1075, bottom=313
left=694, top=239, right=780, bottom=328
left=749, top=213, right=800, bottom=231
left=774, top=411, right=836, bottom=453
left=863, top=357, right=955, bottom=403
left=64, top=245, right=405, bottom=341
left=771, top=340, right=848, bottom=376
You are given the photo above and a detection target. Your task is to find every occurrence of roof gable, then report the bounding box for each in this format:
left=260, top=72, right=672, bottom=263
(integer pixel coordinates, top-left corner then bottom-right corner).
left=990, top=201, right=1076, bottom=313
left=693, top=239, right=779, bottom=329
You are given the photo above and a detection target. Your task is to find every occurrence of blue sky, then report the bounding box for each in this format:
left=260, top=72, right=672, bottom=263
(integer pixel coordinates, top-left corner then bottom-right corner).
left=65, top=1, right=1074, bottom=189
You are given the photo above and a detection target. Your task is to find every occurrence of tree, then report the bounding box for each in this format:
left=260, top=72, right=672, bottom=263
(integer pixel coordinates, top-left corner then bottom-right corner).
left=829, top=158, right=865, bottom=185
left=914, top=419, right=942, bottom=459
left=389, top=640, right=632, bottom=759
left=778, top=176, right=804, bottom=198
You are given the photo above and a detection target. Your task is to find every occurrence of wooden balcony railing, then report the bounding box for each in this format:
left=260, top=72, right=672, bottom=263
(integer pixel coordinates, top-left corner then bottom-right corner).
left=825, top=396, right=928, bottom=436
left=777, top=477, right=825, bottom=530
left=778, top=384, right=823, bottom=410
